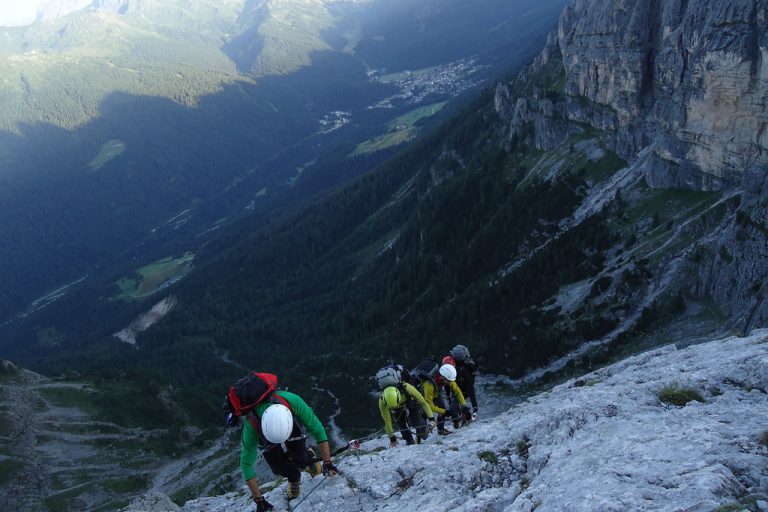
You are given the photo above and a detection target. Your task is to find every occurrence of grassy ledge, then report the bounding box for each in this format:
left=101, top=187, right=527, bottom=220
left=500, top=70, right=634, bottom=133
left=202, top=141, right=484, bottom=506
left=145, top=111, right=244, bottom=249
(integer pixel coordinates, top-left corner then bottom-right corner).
left=657, top=384, right=705, bottom=406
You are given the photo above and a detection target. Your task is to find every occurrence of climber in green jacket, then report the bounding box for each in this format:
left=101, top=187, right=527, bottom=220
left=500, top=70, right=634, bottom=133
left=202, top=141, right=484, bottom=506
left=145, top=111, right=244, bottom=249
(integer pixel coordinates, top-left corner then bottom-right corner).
left=379, top=382, right=436, bottom=447
left=233, top=390, right=338, bottom=510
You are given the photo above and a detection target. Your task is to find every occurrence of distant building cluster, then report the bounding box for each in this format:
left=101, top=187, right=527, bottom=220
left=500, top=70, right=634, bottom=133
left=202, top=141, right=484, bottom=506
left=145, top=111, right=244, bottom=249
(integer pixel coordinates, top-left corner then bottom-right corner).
left=318, top=111, right=352, bottom=134
left=318, top=58, right=486, bottom=135
left=368, top=57, right=487, bottom=110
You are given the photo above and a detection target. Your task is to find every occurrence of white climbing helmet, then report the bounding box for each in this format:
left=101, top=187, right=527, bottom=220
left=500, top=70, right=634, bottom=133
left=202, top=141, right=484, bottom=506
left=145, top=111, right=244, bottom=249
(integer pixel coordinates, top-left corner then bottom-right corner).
left=439, top=364, right=457, bottom=382
left=261, top=404, right=293, bottom=444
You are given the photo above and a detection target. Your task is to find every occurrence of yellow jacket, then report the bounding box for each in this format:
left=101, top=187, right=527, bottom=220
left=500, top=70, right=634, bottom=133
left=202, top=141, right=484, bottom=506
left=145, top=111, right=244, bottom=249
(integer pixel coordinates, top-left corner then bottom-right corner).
left=421, top=379, right=466, bottom=415
left=378, top=382, right=433, bottom=437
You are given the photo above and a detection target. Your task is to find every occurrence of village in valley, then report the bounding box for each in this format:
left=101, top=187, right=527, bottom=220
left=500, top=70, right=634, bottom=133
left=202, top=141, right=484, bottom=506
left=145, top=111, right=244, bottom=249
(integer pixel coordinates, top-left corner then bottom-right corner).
left=317, top=57, right=487, bottom=136
left=367, top=57, right=487, bottom=109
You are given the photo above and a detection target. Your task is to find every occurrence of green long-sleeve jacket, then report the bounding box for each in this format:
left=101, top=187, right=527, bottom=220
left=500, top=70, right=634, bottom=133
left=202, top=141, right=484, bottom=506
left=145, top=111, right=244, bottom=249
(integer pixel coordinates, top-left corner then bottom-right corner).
left=240, top=391, right=328, bottom=481
left=421, top=379, right=466, bottom=415
left=378, top=382, right=433, bottom=437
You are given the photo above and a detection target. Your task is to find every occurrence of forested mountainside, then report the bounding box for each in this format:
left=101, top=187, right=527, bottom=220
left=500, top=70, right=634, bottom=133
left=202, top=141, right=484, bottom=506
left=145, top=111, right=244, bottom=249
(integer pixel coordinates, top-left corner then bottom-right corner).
left=14, top=0, right=762, bottom=435
left=0, top=0, right=566, bottom=322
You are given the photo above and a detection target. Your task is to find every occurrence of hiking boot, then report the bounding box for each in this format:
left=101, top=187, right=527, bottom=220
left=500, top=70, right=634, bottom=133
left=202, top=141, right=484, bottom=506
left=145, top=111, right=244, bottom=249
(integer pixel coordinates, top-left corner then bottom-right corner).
left=287, top=480, right=301, bottom=500
left=438, top=427, right=451, bottom=435
left=305, top=448, right=322, bottom=477
left=306, top=461, right=322, bottom=477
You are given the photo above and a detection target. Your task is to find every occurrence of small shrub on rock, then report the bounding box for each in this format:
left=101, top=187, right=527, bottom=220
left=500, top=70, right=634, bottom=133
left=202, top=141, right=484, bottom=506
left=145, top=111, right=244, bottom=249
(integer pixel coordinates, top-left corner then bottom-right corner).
left=657, top=384, right=705, bottom=406
left=478, top=451, right=499, bottom=464
left=516, top=439, right=530, bottom=458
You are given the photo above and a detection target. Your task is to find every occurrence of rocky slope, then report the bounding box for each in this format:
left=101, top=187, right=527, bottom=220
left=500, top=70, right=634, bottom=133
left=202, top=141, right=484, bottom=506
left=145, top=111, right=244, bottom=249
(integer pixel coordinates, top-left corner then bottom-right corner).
left=0, top=362, right=221, bottom=511
left=494, top=0, right=768, bottom=332
left=127, top=330, right=768, bottom=511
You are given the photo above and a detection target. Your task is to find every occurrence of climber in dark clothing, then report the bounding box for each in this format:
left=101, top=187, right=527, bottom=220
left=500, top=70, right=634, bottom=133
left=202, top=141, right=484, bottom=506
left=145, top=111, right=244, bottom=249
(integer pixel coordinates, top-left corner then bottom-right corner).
left=448, top=344, right=479, bottom=416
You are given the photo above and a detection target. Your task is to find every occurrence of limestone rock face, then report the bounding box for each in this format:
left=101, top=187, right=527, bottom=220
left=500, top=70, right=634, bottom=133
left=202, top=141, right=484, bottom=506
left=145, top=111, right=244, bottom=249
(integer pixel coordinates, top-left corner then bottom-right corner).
left=694, top=165, right=768, bottom=328
left=497, top=0, right=768, bottom=191
left=493, top=0, right=768, bottom=332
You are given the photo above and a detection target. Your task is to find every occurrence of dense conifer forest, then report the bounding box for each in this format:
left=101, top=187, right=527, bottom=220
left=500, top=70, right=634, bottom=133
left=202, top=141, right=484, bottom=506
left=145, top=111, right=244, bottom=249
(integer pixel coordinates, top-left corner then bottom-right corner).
left=16, top=90, right=624, bottom=435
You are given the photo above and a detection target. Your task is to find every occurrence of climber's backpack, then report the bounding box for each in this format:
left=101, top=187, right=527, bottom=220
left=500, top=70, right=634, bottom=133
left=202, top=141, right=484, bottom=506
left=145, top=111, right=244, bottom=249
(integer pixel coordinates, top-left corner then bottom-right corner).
left=227, top=372, right=296, bottom=440
left=450, top=344, right=471, bottom=362
left=463, top=356, right=478, bottom=376
left=451, top=345, right=478, bottom=376
left=375, top=364, right=410, bottom=390
left=228, top=372, right=280, bottom=416
left=409, top=358, right=439, bottom=387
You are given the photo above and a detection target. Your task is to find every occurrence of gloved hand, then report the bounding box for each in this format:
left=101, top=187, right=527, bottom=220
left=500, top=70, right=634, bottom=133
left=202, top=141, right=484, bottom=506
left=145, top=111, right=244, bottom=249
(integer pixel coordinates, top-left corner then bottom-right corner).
left=427, top=420, right=437, bottom=432
left=462, top=406, right=472, bottom=422
left=322, top=461, right=338, bottom=476
left=226, top=412, right=240, bottom=428
left=254, top=496, right=274, bottom=512
left=389, top=436, right=398, bottom=449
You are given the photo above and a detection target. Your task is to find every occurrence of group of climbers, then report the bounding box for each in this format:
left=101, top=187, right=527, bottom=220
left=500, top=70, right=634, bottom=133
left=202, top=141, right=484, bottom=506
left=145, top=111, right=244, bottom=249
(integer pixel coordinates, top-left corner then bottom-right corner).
left=377, top=344, right=479, bottom=447
left=222, top=344, right=478, bottom=511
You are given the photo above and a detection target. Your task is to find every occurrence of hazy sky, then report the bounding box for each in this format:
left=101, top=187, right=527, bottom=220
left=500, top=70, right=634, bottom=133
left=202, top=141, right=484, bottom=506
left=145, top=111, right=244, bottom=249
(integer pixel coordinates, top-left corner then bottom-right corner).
left=0, top=0, right=47, bottom=26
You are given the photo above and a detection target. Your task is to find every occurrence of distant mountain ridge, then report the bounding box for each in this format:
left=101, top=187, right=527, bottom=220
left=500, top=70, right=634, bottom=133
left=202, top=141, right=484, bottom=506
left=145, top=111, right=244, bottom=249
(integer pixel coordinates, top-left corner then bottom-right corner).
left=37, top=0, right=95, bottom=22
left=0, top=1, right=83, bottom=26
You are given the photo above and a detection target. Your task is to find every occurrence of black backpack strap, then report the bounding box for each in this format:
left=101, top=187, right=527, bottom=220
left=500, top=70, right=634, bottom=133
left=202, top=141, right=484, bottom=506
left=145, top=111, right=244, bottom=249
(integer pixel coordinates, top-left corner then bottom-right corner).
left=248, top=393, right=304, bottom=447
left=399, top=383, right=413, bottom=402
left=245, top=392, right=292, bottom=433
left=246, top=410, right=261, bottom=435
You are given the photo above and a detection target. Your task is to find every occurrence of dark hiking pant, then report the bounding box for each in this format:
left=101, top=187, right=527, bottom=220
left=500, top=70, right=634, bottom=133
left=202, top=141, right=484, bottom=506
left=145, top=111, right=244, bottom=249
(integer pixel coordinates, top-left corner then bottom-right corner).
left=448, top=394, right=466, bottom=427
left=457, top=365, right=477, bottom=411
left=261, top=423, right=310, bottom=482
left=393, top=401, right=428, bottom=444
left=437, top=394, right=461, bottom=429
left=435, top=394, right=448, bottom=430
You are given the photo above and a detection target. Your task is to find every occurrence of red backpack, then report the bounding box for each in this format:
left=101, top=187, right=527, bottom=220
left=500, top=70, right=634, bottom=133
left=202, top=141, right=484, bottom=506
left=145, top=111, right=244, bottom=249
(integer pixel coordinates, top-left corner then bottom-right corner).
left=227, top=372, right=292, bottom=436
left=228, top=372, right=280, bottom=416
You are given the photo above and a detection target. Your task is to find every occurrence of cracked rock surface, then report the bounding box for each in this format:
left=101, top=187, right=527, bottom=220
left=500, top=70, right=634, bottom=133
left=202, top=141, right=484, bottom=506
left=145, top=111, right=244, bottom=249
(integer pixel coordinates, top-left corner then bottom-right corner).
left=135, top=330, right=768, bottom=511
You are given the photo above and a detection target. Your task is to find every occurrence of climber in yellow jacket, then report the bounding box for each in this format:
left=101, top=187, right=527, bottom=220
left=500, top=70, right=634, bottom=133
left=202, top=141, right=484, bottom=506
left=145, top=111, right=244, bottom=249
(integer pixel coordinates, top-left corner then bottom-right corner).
left=379, top=382, right=435, bottom=447
left=417, top=363, right=471, bottom=434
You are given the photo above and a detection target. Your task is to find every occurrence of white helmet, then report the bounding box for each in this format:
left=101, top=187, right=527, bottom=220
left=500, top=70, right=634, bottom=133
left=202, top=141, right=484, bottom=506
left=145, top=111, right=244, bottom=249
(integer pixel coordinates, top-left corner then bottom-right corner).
left=439, top=364, right=457, bottom=382
left=261, top=404, right=293, bottom=443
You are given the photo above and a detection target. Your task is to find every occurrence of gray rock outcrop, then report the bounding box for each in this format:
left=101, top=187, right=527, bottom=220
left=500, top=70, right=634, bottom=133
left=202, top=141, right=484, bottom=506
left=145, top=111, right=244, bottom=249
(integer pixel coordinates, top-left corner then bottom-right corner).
left=497, top=0, right=768, bottom=191
left=495, top=0, right=768, bottom=331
